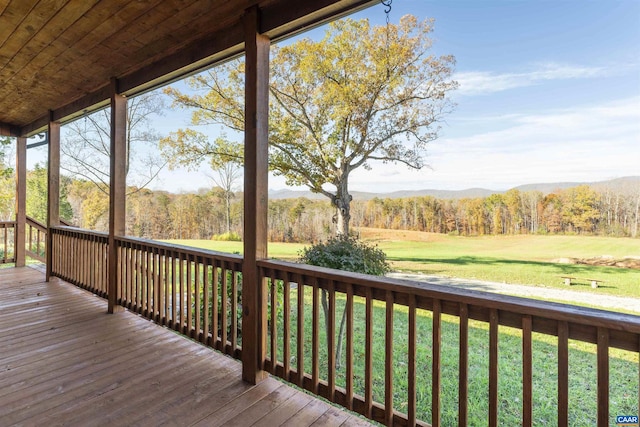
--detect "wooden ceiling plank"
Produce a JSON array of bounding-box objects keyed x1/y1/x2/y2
[
  {"x1": 0, "y1": 1, "x2": 11, "y2": 16},
  {"x1": 5, "y1": 0, "x2": 376, "y2": 133},
  {"x1": 127, "y1": 1, "x2": 250, "y2": 73},
  {"x1": 104, "y1": 0, "x2": 216, "y2": 55},
  {"x1": 0, "y1": 1, "x2": 165, "y2": 110},
  {"x1": 0, "y1": 1, "x2": 96, "y2": 86},
  {"x1": 0, "y1": 0, "x2": 129, "y2": 123},
  {"x1": 100, "y1": 0, "x2": 196, "y2": 51},
  {"x1": 0, "y1": 0, "x2": 71, "y2": 75},
  {"x1": 0, "y1": 0, "x2": 39, "y2": 47}
]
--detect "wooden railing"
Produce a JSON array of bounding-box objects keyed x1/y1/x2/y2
[
  {"x1": 0, "y1": 216, "x2": 76, "y2": 265},
  {"x1": 258, "y1": 259, "x2": 640, "y2": 427},
  {"x1": 25, "y1": 217, "x2": 47, "y2": 262},
  {"x1": 45, "y1": 227, "x2": 640, "y2": 426},
  {"x1": 51, "y1": 226, "x2": 110, "y2": 295},
  {"x1": 115, "y1": 236, "x2": 243, "y2": 358},
  {"x1": 49, "y1": 226, "x2": 244, "y2": 359},
  {"x1": 0, "y1": 220, "x2": 15, "y2": 264}
]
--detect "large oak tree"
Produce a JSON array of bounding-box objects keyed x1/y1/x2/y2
[{"x1": 161, "y1": 15, "x2": 457, "y2": 235}]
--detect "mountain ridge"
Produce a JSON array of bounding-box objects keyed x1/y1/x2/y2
[{"x1": 268, "y1": 176, "x2": 640, "y2": 201}]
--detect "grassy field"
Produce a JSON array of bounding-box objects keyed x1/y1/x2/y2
[{"x1": 167, "y1": 228, "x2": 640, "y2": 298}]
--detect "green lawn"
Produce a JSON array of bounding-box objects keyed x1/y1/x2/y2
[{"x1": 167, "y1": 232, "x2": 640, "y2": 298}]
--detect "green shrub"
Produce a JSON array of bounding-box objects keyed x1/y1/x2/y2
[
  {"x1": 298, "y1": 235, "x2": 390, "y2": 276},
  {"x1": 211, "y1": 231, "x2": 242, "y2": 241}
]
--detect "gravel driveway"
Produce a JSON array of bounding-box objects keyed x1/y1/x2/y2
[{"x1": 388, "y1": 272, "x2": 640, "y2": 313}]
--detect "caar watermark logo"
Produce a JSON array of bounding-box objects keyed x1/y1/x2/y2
[{"x1": 616, "y1": 415, "x2": 639, "y2": 426}]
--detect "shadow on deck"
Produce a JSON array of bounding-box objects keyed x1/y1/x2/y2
[{"x1": 0, "y1": 266, "x2": 373, "y2": 426}]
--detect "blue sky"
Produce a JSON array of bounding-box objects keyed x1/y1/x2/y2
[
  {"x1": 30, "y1": 0, "x2": 640, "y2": 193},
  {"x1": 341, "y1": 0, "x2": 640, "y2": 192}
]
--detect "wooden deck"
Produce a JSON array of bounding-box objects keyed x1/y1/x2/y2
[{"x1": 0, "y1": 266, "x2": 373, "y2": 427}]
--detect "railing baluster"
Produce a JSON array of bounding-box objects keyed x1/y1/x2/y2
[
  {"x1": 312, "y1": 277, "x2": 320, "y2": 395},
  {"x1": 118, "y1": 241, "x2": 124, "y2": 303},
  {"x1": 163, "y1": 249, "x2": 170, "y2": 324},
  {"x1": 297, "y1": 273, "x2": 305, "y2": 388},
  {"x1": 459, "y1": 303, "x2": 469, "y2": 427},
  {"x1": 283, "y1": 272, "x2": 291, "y2": 381},
  {"x1": 179, "y1": 252, "x2": 185, "y2": 331},
  {"x1": 222, "y1": 262, "x2": 230, "y2": 351},
  {"x1": 128, "y1": 245, "x2": 134, "y2": 307},
  {"x1": 154, "y1": 247, "x2": 161, "y2": 321},
  {"x1": 522, "y1": 315, "x2": 533, "y2": 427},
  {"x1": 432, "y1": 299, "x2": 442, "y2": 427},
  {"x1": 212, "y1": 262, "x2": 220, "y2": 350},
  {"x1": 364, "y1": 286, "x2": 373, "y2": 418},
  {"x1": 186, "y1": 256, "x2": 193, "y2": 336},
  {"x1": 345, "y1": 282, "x2": 354, "y2": 411},
  {"x1": 194, "y1": 257, "x2": 201, "y2": 339},
  {"x1": 171, "y1": 252, "x2": 177, "y2": 328},
  {"x1": 202, "y1": 259, "x2": 210, "y2": 345},
  {"x1": 230, "y1": 266, "x2": 238, "y2": 354},
  {"x1": 597, "y1": 327, "x2": 609, "y2": 426},
  {"x1": 558, "y1": 321, "x2": 569, "y2": 427},
  {"x1": 270, "y1": 272, "x2": 278, "y2": 374},
  {"x1": 135, "y1": 246, "x2": 142, "y2": 312},
  {"x1": 489, "y1": 308, "x2": 499, "y2": 427},
  {"x1": 385, "y1": 290, "x2": 394, "y2": 426},
  {"x1": 103, "y1": 239, "x2": 108, "y2": 293},
  {"x1": 28, "y1": 224, "x2": 33, "y2": 255},
  {"x1": 327, "y1": 280, "x2": 336, "y2": 402},
  {"x1": 146, "y1": 247, "x2": 152, "y2": 316},
  {"x1": 408, "y1": 294, "x2": 417, "y2": 426}
]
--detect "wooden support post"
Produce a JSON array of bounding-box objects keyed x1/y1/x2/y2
[
  {"x1": 15, "y1": 137, "x2": 26, "y2": 267},
  {"x1": 46, "y1": 115, "x2": 60, "y2": 281},
  {"x1": 108, "y1": 78, "x2": 127, "y2": 314},
  {"x1": 241, "y1": 5, "x2": 270, "y2": 384}
]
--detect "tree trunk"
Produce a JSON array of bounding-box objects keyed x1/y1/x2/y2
[
  {"x1": 332, "y1": 178, "x2": 352, "y2": 236},
  {"x1": 225, "y1": 193, "x2": 231, "y2": 233}
]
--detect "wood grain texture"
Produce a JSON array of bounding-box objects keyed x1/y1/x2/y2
[
  {"x1": 0, "y1": 0, "x2": 377, "y2": 136},
  {"x1": 0, "y1": 266, "x2": 371, "y2": 427}
]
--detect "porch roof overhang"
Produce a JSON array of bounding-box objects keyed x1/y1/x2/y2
[{"x1": 0, "y1": 0, "x2": 376, "y2": 138}]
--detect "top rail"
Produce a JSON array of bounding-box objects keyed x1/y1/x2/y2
[{"x1": 259, "y1": 259, "x2": 640, "y2": 351}]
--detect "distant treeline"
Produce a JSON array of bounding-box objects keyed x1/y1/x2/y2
[
  {"x1": 353, "y1": 185, "x2": 639, "y2": 238},
  {"x1": 2, "y1": 168, "x2": 639, "y2": 241},
  {"x1": 80, "y1": 182, "x2": 640, "y2": 241}
]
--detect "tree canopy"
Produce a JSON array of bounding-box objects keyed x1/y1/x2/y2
[
  {"x1": 161, "y1": 15, "x2": 457, "y2": 235},
  {"x1": 61, "y1": 92, "x2": 167, "y2": 196}
]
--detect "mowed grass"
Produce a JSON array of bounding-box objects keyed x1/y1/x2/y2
[{"x1": 167, "y1": 229, "x2": 640, "y2": 298}]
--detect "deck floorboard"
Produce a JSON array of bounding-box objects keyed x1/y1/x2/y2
[{"x1": 0, "y1": 267, "x2": 373, "y2": 426}]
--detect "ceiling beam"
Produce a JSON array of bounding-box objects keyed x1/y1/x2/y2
[{"x1": 0, "y1": 122, "x2": 21, "y2": 137}]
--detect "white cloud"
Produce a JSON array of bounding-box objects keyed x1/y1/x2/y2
[
  {"x1": 454, "y1": 62, "x2": 612, "y2": 96},
  {"x1": 348, "y1": 97, "x2": 640, "y2": 192}
]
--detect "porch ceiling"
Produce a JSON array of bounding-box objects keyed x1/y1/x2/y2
[{"x1": 0, "y1": 0, "x2": 375, "y2": 137}]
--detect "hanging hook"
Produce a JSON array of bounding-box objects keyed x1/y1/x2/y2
[
  {"x1": 380, "y1": 0, "x2": 393, "y2": 78},
  {"x1": 380, "y1": 0, "x2": 392, "y2": 15}
]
